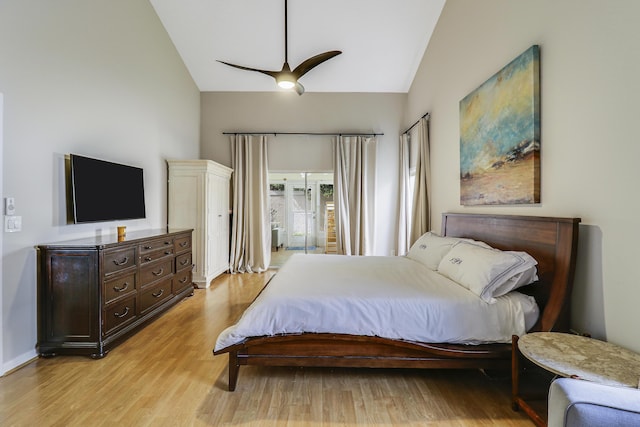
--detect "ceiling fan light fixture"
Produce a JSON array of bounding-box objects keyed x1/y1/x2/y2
[
  {"x1": 277, "y1": 78, "x2": 296, "y2": 90},
  {"x1": 276, "y1": 71, "x2": 296, "y2": 89}
]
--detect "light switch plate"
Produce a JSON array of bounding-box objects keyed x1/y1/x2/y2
[{"x1": 4, "y1": 215, "x2": 22, "y2": 232}]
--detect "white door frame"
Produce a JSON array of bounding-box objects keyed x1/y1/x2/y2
[{"x1": 1, "y1": 93, "x2": 5, "y2": 374}]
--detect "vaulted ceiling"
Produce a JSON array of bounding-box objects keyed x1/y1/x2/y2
[{"x1": 149, "y1": 0, "x2": 446, "y2": 93}]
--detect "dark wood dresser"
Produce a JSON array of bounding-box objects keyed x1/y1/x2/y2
[{"x1": 36, "y1": 229, "x2": 193, "y2": 358}]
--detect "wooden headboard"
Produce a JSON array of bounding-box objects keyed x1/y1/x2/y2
[{"x1": 441, "y1": 213, "x2": 580, "y2": 333}]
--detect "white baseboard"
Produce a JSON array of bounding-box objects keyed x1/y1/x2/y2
[{"x1": 2, "y1": 349, "x2": 38, "y2": 376}]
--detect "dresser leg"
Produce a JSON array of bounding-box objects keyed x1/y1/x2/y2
[
  {"x1": 39, "y1": 352, "x2": 57, "y2": 359},
  {"x1": 90, "y1": 348, "x2": 108, "y2": 359}
]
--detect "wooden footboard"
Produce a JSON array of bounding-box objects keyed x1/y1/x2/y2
[{"x1": 214, "y1": 213, "x2": 581, "y2": 391}]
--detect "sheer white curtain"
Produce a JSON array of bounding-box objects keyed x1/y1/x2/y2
[
  {"x1": 410, "y1": 117, "x2": 431, "y2": 244},
  {"x1": 396, "y1": 133, "x2": 412, "y2": 255},
  {"x1": 229, "y1": 134, "x2": 271, "y2": 273},
  {"x1": 333, "y1": 135, "x2": 376, "y2": 256}
]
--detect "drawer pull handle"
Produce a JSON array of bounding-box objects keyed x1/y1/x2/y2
[
  {"x1": 164, "y1": 241, "x2": 171, "y2": 245},
  {"x1": 144, "y1": 256, "x2": 152, "y2": 262},
  {"x1": 179, "y1": 277, "x2": 188, "y2": 284},
  {"x1": 152, "y1": 289, "x2": 164, "y2": 298},
  {"x1": 152, "y1": 268, "x2": 164, "y2": 276},
  {"x1": 113, "y1": 257, "x2": 129, "y2": 266},
  {"x1": 180, "y1": 242, "x2": 188, "y2": 247},
  {"x1": 164, "y1": 250, "x2": 172, "y2": 255},
  {"x1": 113, "y1": 282, "x2": 130, "y2": 292},
  {"x1": 144, "y1": 245, "x2": 153, "y2": 250},
  {"x1": 180, "y1": 259, "x2": 189, "y2": 266},
  {"x1": 114, "y1": 307, "x2": 130, "y2": 318}
]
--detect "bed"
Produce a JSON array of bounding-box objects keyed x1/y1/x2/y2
[{"x1": 214, "y1": 213, "x2": 580, "y2": 391}]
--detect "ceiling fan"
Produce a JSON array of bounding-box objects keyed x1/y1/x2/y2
[{"x1": 217, "y1": 0, "x2": 342, "y2": 95}]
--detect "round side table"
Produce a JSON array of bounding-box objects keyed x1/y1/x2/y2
[
  {"x1": 518, "y1": 332, "x2": 640, "y2": 388},
  {"x1": 512, "y1": 332, "x2": 640, "y2": 426}
]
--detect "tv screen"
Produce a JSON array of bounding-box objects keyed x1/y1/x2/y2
[{"x1": 70, "y1": 154, "x2": 146, "y2": 223}]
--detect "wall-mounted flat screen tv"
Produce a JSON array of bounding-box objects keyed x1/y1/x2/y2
[{"x1": 70, "y1": 154, "x2": 146, "y2": 223}]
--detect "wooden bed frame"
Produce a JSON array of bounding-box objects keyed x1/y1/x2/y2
[{"x1": 214, "y1": 213, "x2": 581, "y2": 391}]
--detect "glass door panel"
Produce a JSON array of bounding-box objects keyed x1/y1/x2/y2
[{"x1": 288, "y1": 183, "x2": 316, "y2": 249}]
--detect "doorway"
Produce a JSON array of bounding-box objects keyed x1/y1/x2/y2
[{"x1": 269, "y1": 172, "x2": 333, "y2": 267}]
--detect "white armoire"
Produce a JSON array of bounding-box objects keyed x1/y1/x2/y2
[{"x1": 167, "y1": 159, "x2": 233, "y2": 288}]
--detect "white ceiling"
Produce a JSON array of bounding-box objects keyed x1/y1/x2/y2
[{"x1": 149, "y1": 0, "x2": 446, "y2": 93}]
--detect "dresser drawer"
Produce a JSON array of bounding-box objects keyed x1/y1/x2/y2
[
  {"x1": 103, "y1": 247, "x2": 136, "y2": 276},
  {"x1": 140, "y1": 278, "x2": 173, "y2": 315},
  {"x1": 141, "y1": 247, "x2": 174, "y2": 265},
  {"x1": 173, "y1": 270, "x2": 192, "y2": 294},
  {"x1": 139, "y1": 237, "x2": 174, "y2": 254},
  {"x1": 104, "y1": 272, "x2": 137, "y2": 304},
  {"x1": 103, "y1": 297, "x2": 137, "y2": 336},
  {"x1": 175, "y1": 252, "x2": 192, "y2": 272},
  {"x1": 174, "y1": 235, "x2": 192, "y2": 253},
  {"x1": 140, "y1": 259, "x2": 174, "y2": 287}
]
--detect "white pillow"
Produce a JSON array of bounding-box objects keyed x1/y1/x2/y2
[
  {"x1": 437, "y1": 242, "x2": 538, "y2": 303},
  {"x1": 406, "y1": 232, "x2": 490, "y2": 270}
]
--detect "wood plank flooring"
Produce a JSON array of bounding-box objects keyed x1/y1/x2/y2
[{"x1": 0, "y1": 271, "x2": 533, "y2": 426}]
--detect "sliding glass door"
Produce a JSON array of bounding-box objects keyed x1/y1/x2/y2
[{"x1": 269, "y1": 172, "x2": 333, "y2": 266}]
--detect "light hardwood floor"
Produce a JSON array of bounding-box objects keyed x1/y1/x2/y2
[{"x1": 0, "y1": 271, "x2": 533, "y2": 426}]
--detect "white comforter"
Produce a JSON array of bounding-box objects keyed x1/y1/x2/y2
[{"x1": 214, "y1": 254, "x2": 538, "y2": 352}]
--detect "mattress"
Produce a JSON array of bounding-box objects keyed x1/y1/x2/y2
[{"x1": 215, "y1": 253, "x2": 539, "y2": 351}]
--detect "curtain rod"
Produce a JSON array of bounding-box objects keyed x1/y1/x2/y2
[
  {"x1": 222, "y1": 131, "x2": 384, "y2": 137},
  {"x1": 402, "y1": 112, "x2": 430, "y2": 135}
]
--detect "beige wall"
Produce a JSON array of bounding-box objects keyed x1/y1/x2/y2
[
  {"x1": 0, "y1": 0, "x2": 200, "y2": 371},
  {"x1": 201, "y1": 92, "x2": 406, "y2": 255},
  {"x1": 408, "y1": 0, "x2": 640, "y2": 351}
]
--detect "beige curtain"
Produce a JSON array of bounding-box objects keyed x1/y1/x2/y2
[
  {"x1": 410, "y1": 117, "x2": 431, "y2": 245},
  {"x1": 229, "y1": 134, "x2": 271, "y2": 273},
  {"x1": 333, "y1": 135, "x2": 376, "y2": 256},
  {"x1": 396, "y1": 133, "x2": 412, "y2": 255}
]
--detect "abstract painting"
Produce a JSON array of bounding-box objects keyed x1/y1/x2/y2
[{"x1": 460, "y1": 45, "x2": 540, "y2": 205}]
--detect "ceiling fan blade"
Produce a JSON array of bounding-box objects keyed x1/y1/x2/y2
[
  {"x1": 217, "y1": 60, "x2": 279, "y2": 79},
  {"x1": 294, "y1": 82, "x2": 305, "y2": 96},
  {"x1": 292, "y1": 50, "x2": 342, "y2": 79}
]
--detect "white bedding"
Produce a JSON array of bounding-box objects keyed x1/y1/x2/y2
[{"x1": 214, "y1": 254, "x2": 539, "y2": 352}]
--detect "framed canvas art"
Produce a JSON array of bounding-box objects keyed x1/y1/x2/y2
[{"x1": 459, "y1": 45, "x2": 540, "y2": 205}]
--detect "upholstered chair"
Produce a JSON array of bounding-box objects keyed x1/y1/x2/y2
[{"x1": 548, "y1": 377, "x2": 640, "y2": 427}]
